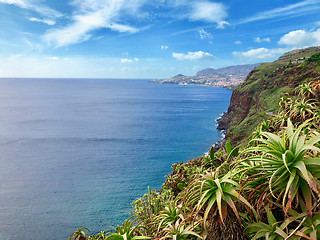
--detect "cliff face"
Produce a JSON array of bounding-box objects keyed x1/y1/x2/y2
[{"x1": 218, "y1": 46, "x2": 320, "y2": 145}]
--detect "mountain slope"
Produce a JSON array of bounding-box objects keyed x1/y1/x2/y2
[
  {"x1": 196, "y1": 63, "x2": 261, "y2": 76},
  {"x1": 218, "y1": 46, "x2": 320, "y2": 145}
]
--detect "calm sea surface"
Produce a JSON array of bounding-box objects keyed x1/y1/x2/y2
[{"x1": 0, "y1": 78, "x2": 231, "y2": 239}]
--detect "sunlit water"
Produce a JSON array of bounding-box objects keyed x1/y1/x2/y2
[{"x1": 0, "y1": 78, "x2": 232, "y2": 239}]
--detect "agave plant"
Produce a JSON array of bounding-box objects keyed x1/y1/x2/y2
[
  {"x1": 88, "y1": 231, "x2": 108, "y2": 240},
  {"x1": 245, "y1": 206, "x2": 294, "y2": 240},
  {"x1": 288, "y1": 98, "x2": 318, "y2": 121},
  {"x1": 153, "y1": 203, "x2": 185, "y2": 233},
  {"x1": 69, "y1": 227, "x2": 90, "y2": 240},
  {"x1": 295, "y1": 83, "x2": 316, "y2": 98},
  {"x1": 297, "y1": 213, "x2": 320, "y2": 239},
  {"x1": 251, "y1": 121, "x2": 272, "y2": 141},
  {"x1": 242, "y1": 119, "x2": 320, "y2": 213},
  {"x1": 106, "y1": 216, "x2": 150, "y2": 240},
  {"x1": 159, "y1": 219, "x2": 202, "y2": 240},
  {"x1": 312, "y1": 80, "x2": 320, "y2": 92},
  {"x1": 183, "y1": 164, "x2": 255, "y2": 226},
  {"x1": 279, "y1": 94, "x2": 293, "y2": 110}
]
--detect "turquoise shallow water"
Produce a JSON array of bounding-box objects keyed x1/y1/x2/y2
[{"x1": 0, "y1": 78, "x2": 232, "y2": 239}]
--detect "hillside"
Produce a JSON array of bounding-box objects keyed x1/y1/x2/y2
[
  {"x1": 218, "y1": 46, "x2": 320, "y2": 145},
  {"x1": 154, "y1": 63, "x2": 260, "y2": 89},
  {"x1": 196, "y1": 63, "x2": 261, "y2": 76},
  {"x1": 70, "y1": 47, "x2": 320, "y2": 240}
]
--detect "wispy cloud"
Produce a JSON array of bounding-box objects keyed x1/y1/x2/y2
[
  {"x1": 28, "y1": 17, "x2": 56, "y2": 26},
  {"x1": 107, "y1": 23, "x2": 139, "y2": 33},
  {"x1": 172, "y1": 51, "x2": 214, "y2": 61},
  {"x1": 161, "y1": 45, "x2": 169, "y2": 50},
  {"x1": 254, "y1": 37, "x2": 271, "y2": 43},
  {"x1": 43, "y1": 0, "x2": 146, "y2": 47},
  {"x1": 0, "y1": 0, "x2": 62, "y2": 19},
  {"x1": 120, "y1": 58, "x2": 139, "y2": 63},
  {"x1": 234, "y1": 40, "x2": 242, "y2": 44},
  {"x1": 198, "y1": 28, "x2": 212, "y2": 39},
  {"x1": 237, "y1": 0, "x2": 320, "y2": 24}
]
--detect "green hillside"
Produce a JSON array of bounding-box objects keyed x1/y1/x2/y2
[{"x1": 218, "y1": 46, "x2": 320, "y2": 145}]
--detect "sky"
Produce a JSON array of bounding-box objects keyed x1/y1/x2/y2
[{"x1": 0, "y1": 0, "x2": 320, "y2": 79}]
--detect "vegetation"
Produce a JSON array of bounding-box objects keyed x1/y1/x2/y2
[
  {"x1": 218, "y1": 47, "x2": 320, "y2": 146},
  {"x1": 69, "y1": 48, "x2": 320, "y2": 239}
]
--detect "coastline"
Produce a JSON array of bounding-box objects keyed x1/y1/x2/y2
[
  {"x1": 213, "y1": 112, "x2": 227, "y2": 150},
  {"x1": 151, "y1": 79, "x2": 238, "y2": 90},
  {"x1": 203, "y1": 114, "x2": 226, "y2": 157}
]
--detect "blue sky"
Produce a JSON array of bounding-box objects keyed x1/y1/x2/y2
[{"x1": 0, "y1": 0, "x2": 320, "y2": 78}]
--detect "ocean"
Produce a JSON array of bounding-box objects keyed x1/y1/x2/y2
[{"x1": 0, "y1": 78, "x2": 232, "y2": 239}]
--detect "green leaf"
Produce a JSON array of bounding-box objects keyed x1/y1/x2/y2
[
  {"x1": 227, "y1": 146, "x2": 240, "y2": 162},
  {"x1": 293, "y1": 161, "x2": 316, "y2": 190},
  {"x1": 225, "y1": 141, "x2": 232, "y2": 154},
  {"x1": 209, "y1": 146, "x2": 215, "y2": 160},
  {"x1": 300, "y1": 179, "x2": 312, "y2": 215}
]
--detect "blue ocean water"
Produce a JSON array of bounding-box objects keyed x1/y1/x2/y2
[{"x1": 0, "y1": 78, "x2": 231, "y2": 239}]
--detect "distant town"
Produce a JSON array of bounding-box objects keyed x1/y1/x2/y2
[{"x1": 154, "y1": 63, "x2": 261, "y2": 89}]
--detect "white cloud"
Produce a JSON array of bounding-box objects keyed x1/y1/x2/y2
[
  {"x1": 0, "y1": 0, "x2": 26, "y2": 7},
  {"x1": 43, "y1": 0, "x2": 145, "y2": 47},
  {"x1": 238, "y1": 0, "x2": 320, "y2": 24},
  {"x1": 172, "y1": 51, "x2": 214, "y2": 61},
  {"x1": 161, "y1": 45, "x2": 168, "y2": 50},
  {"x1": 44, "y1": 23, "x2": 92, "y2": 47},
  {"x1": 189, "y1": 1, "x2": 229, "y2": 28},
  {"x1": 0, "y1": 0, "x2": 62, "y2": 19},
  {"x1": 107, "y1": 23, "x2": 139, "y2": 33},
  {"x1": 234, "y1": 40, "x2": 242, "y2": 44},
  {"x1": 198, "y1": 28, "x2": 212, "y2": 39},
  {"x1": 28, "y1": 17, "x2": 55, "y2": 26},
  {"x1": 120, "y1": 58, "x2": 139, "y2": 63},
  {"x1": 233, "y1": 48, "x2": 288, "y2": 61},
  {"x1": 216, "y1": 20, "x2": 230, "y2": 29},
  {"x1": 278, "y1": 28, "x2": 320, "y2": 48},
  {"x1": 48, "y1": 56, "x2": 60, "y2": 61},
  {"x1": 232, "y1": 27, "x2": 320, "y2": 62},
  {"x1": 254, "y1": 37, "x2": 271, "y2": 43}
]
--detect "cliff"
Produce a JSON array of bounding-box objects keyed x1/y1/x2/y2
[{"x1": 218, "y1": 46, "x2": 320, "y2": 145}]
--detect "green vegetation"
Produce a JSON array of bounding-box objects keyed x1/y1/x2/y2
[
  {"x1": 218, "y1": 47, "x2": 320, "y2": 146},
  {"x1": 69, "y1": 47, "x2": 320, "y2": 240},
  {"x1": 307, "y1": 53, "x2": 320, "y2": 65}
]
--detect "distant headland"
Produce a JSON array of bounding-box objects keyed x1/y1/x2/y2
[{"x1": 153, "y1": 63, "x2": 261, "y2": 90}]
